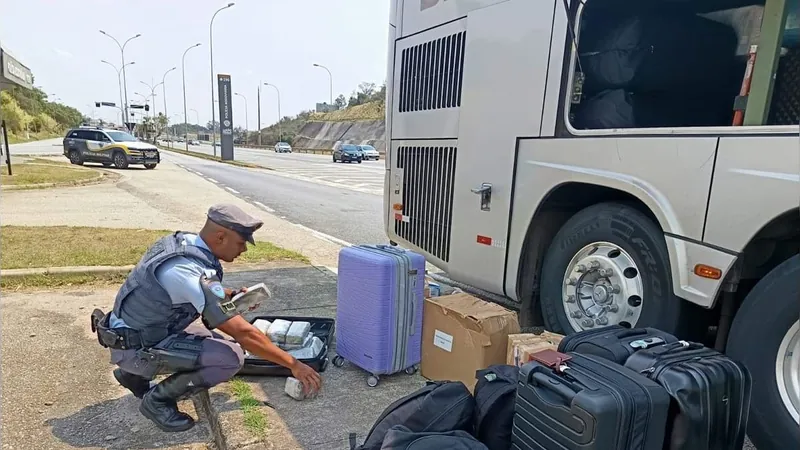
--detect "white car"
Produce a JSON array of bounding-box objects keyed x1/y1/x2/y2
[
  {"x1": 358, "y1": 145, "x2": 380, "y2": 161},
  {"x1": 274, "y1": 142, "x2": 292, "y2": 153}
]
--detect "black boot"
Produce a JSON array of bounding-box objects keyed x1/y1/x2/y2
[
  {"x1": 113, "y1": 368, "x2": 151, "y2": 399},
  {"x1": 139, "y1": 372, "x2": 203, "y2": 432}
]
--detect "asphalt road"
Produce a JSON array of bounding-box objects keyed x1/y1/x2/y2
[
  {"x1": 6, "y1": 137, "x2": 64, "y2": 156},
  {"x1": 162, "y1": 151, "x2": 387, "y2": 246}
]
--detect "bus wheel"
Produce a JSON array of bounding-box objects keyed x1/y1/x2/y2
[
  {"x1": 539, "y1": 202, "x2": 685, "y2": 336},
  {"x1": 726, "y1": 255, "x2": 800, "y2": 450}
]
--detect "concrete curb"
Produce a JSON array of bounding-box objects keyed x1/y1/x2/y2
[
  {"x1": 2, "y1": 171, "x2": 107, "y2": 191},
  {"x1": 0, "y1": 265, "x2": 135, "y2": 277},
  {"x1": 192, "y1": 390, "x2": 228, "y2": 450}
]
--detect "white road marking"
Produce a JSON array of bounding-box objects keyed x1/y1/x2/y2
[
  {"x1": 291, "y1": 223, "x2": 354, "y2": 248},
  {"x1": 253, "y1": 201, "x2": 275, "y2": 213},
  {"x1": 225, "y1": 187, "x2": 240, "y2": 194},
  {"x1": 325, "y1": 266, "x2": 338, "y2": 274},
  {"x1": 206, "y1": 177, "x2": 218, "y2": 183}
]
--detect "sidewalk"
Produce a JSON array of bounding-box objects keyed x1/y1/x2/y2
[{"x1": 0, "y1": 158, "x2": 342, "y2": 268}]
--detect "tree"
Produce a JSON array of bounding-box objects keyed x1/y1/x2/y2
[
  {"x1": 334, "y1": 94, "x2": 347, "y2": 109},
  {"x1": 141, "y1": 113, "x2": 169, "y2": 144}
]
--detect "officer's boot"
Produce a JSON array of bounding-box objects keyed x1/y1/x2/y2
[
  {"x1": 113, "y1": 368, "x2": 151, "y2": 399},
  {"x1": 139, "y1": 372, "x2": 203, "y2": 432}
]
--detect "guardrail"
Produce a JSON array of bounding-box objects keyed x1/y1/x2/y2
[{"x1": 182, "y1": 141, "x2": 384, "y2": 159}]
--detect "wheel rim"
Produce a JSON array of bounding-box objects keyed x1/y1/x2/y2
[
  {"x1": 562, "y1": 242, "x2": 644, "y2": 331},
  {"x1": 776, "y1": 320, "x2": 800, "y2": 424},
  {"x1": 70, "y1": 152, "x2": 79, "y2": 163},
  {"x1": 115, "y1": 154, "x2": 124, "y2": 166}
]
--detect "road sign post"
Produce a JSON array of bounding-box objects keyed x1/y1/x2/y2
[
  {"x1": 2, "y1": 120, "x2": 12, "y2": 176},
  {"x1": 217, "y1": 74, "x2": 234, "y2": 161}
]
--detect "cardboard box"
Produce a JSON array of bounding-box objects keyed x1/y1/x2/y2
[
  {"x1": 507, "y1": 331, "x2": 564, "y2": 367},
  {"x1": 421, "y1": 293, "x2": 521, "y2": 392}
]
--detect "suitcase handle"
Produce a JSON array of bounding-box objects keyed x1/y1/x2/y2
[
  {"x1": 373, "y1": 244, "x2": 406, "y2": 254},
  {"x1": 614, "y1": 328, "x2": 651, "y2": 339},
  {"x1": 532, "y1": 372, "x2": 577, "y2": 404}
]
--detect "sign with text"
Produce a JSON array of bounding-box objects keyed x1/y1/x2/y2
[
  {"x1": 0, "y1": 47, "x2": 33, "y2": 90},
  {"x1": 217, "y1": 74, "x2": 234, "y2": 161}
]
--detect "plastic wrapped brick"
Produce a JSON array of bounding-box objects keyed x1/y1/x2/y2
[
  {"x1": 267, "y1": 319, "x2": 291, "y2": 344},
  {"x1": 285, "y1": 377, "x2": 317, "y2": 401},
  {"x1": 282, "y1": 333, "x2": 313, "y2": 351},
  {"x1": 285, "y1": 321, "x2": 312, "y2": 346},
  {"x1": 253, "y1": 319, "x2": 272, "y2": 335},
  {"x1": 288, "y1": 336, "x2": 325, "y2": 360}
]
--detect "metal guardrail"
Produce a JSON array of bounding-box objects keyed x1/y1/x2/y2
[{"x1": 190, "y1": 141, "x2": 385, "y2": 159}]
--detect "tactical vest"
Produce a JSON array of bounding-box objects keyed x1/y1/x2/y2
[{"x1": 112, "y1": 231, "x2": 224, "y2": 347}]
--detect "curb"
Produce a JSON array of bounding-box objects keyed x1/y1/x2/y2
[
  {"x1": 192, "y1": 390, "x2": 228, "y2": 450},
  {"x1": 2, "y1": 171, "x2": 108, "y2": 191},
  {"x1": 0, "y1": 265, "x2": 135, "y2": 277}
]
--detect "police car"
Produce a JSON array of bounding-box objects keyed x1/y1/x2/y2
[{"x1": 63, "y1": 126, "x2": 160, "y2": 169}]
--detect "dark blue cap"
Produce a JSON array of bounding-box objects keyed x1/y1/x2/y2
[{"x1": 207, "y1": 203, "x2": 263, "y2": 244}]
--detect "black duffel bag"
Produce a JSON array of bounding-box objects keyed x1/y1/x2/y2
[{"x1": 380, "y1": 426, "x2": 489, "y2": 450}]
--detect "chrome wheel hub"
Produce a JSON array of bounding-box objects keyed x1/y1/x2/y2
[
  {"x1": 776, "y1": 320, "x2": 800, "y2": 424},
  {"x1": 562, "y1": 242, "x2": 644, "y2": 331}
]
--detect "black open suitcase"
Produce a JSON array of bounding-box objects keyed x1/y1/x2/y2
[
  {"x1": 512, "y1": 350, "x2": 669, "y2": 450},
  {"x1": 237, "y1": 315, "x2": 335, "y2": 376}
]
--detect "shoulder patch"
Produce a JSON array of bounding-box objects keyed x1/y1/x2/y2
[{"x1": 208, "y1": 281, "x2": 226, "y2": 299}]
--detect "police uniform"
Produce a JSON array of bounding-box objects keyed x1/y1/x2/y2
[{"x1": 91, "y1": 204, "x2": 263, "y2": 432}]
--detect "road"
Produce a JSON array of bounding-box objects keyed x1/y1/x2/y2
[
  {"x1": 162, "y1": 151, "x2": 386, "y2": 247},
  {"x1": 5, "y1": 137, "x2": 63, "y2": 156}
]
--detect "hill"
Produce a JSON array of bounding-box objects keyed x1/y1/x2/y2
[{"x1": 0, "y1": 85, "x2": 83, "y2": 143}]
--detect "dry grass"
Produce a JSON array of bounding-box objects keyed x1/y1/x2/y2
[
  {"x1": 1, "y1": 272, "x2": 128, "y2": 291},
  {"x1": 310, "y1": 101, "x2": 385, "y2": 122},
  {"x1": 1, "y1": 160, "x2": 98, "y2": 186},
  {"x1": 1, "y1": 226, "x2": 308, "y2": 270}
]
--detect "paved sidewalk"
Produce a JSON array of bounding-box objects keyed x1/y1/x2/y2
[{"x1": 1, "y1": 158, "x2": 342, "y2": 268}]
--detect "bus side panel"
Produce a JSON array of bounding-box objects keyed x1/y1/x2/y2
[
  {"x1": 704, "y1": 134, "x2": 800, "y2": 251},
  {"x1": 400, "y1": 0, "x2": 509, "y2": 38},
  {"x1": 447, "y1": 0, "x2": 555, "y2": 293},
  {"x1": 505, "y1": 137, "x2": 718, "y2": 303}
]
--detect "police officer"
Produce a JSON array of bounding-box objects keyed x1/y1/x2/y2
[{"x1": 95, "y1": 204, "x2": 322, "y2": 432}]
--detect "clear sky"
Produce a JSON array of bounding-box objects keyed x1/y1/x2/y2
[{"x1": 0, "y1": 0, "x2": 391, "y2": 128}]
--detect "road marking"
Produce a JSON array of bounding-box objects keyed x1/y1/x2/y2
[
  {"x1": 253, "y1": 201, "x2": 275, "y2": 213},
  {"x1": 291, "y1": 223, "x2": 354, "y2": 248},
  {"x1": 206, "y1": 177, "x2": 218, "y2": 183},
  {"x1": 325, "y1": 266, "x2": 338, "y2": 274},
  {"x1": 225, "y1": 187, "x2": 240, "y2": 194}
]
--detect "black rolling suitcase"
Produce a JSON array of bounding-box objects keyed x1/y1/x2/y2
[
  {"x1": 557, "y1": 325, "x2": 678, "y2": 364},
  {"x1": 512, "y1": 350, "x2": 669, "y2": 450},
  {"x1": 624, "y1": 341, "x2": 752, "y2": 450}
]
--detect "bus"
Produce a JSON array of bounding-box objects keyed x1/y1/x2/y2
[{"x1": 383, "y1": 0, "x2": 799, "y2": 448}]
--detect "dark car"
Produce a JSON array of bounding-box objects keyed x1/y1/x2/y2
[{"x1": 332, "y1": 143, "x2": 362, "y2": 164}]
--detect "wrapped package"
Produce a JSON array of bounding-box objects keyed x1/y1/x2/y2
[
  {"x1": 285, "y1": 377, "x2": 317, "y2": 401},
  {"x1": 507, "y1": 331, "x2": 564, "y2": 367},
  {"x1": 288, "y1": 336, "x2": 325, "y2": 360},
  {"x1": 253, "y1": 319, "x2": 272, "y2": 335},
  {"x1": 285, "y1": 321, "x2": 312, "y2": 346},
  {"x1": 267, "y1": 319, "x2": 291, "y2": 344},
  {"x1": 282, "y1": 333, "x2": 313, "y2": 351}
]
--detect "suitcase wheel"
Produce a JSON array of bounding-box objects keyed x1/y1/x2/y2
[
  {"x1": 367, "y1": 375, "x2": 380, "y2": 387},
  {"x1": 404, "y1": 365, "x2": 418, "y2": 375},
  {"x1": 332, "y1": 355, "x2": 345, "y2": 368},
  {"x1": 319, "y1": 357, "x2": 329, "y2": 373}
]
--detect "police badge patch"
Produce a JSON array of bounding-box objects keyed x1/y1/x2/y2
[{"x1": 209, "y1": 281, "x2": 226, "y2": 299}]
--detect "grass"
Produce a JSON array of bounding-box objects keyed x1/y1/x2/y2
[
  {"x1": 310, "y1": 101, "x2": 385, "y2": 122},
  {"x1": 229, "y1": 378, "x2": 269, "y2": 437},
  {"x1": 7, "y1": 131, "x2": 62, "y2": 145},
  {"x1": 1, "y1": 159, "x2": 98, "y2": 186},
  {"x1": 1, "y1": 272, "x2": 128, "y2": 291},
  {"x1": 1, "y1": 226, "x2": 308, "y2": 270},
  {"x1": 157, "y1": 145, "x2": 266, "y2": 169}
]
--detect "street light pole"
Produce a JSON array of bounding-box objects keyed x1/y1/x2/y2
[
  {"x1": 100, "y1": 31, "x2": 141, "y2": 125},
  {"x1": 313, "y1": 63, "x2": 333, "y2": 106},
  {"x1": 161, "y1": 67, "x2": 177, "y2": 132},
  {"x1": 209, "y1": 2, "x2": 235, "y2": 157},
  {"x1": 190, "y1": 109, "x2": 200, "y2": 125},
  {"x1": 101, "y1": 60, "x2": 135, "y2": 124},
  {"x1": 140, "y1": 81, "x2": 163, "y2": 116},
  {"x1": 234, "y1": 92, "x2": 249, "y2": 143},
  {"x1": 264, "y1": 83, "x2": 282, "y2": 143},
  {"x1": 257, "y1": 81, "x2": 262, "y2": 146},
  {"x1": 182, "y1": 43, "x2": 202, "y2": 150}
]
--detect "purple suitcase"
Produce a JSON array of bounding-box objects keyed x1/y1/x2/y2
[{"x1": 333, "y1": 244, "x2": 425, "y2": 387}]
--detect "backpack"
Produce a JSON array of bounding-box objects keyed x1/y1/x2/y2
[
  {"x1": 473, "y1": 365, "x2": 520, "y2": 450},
  {"x1": 350, "y1": 381, "x2": 476, "y2": 450},
  {"x1": 380, "y1": 425, "x2": 489, "y2": 450}
]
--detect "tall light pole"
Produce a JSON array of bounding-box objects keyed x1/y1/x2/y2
[
  {"x1": 257, "y1": 81, "x2": 262, "y2": 146},
  {"x1": 181, "y1": 43, "x2": 202, "y2": 149},
  {"x1": 101, "y1": 60, "x2": 135, "y2": 124},
  {"x1": 234, "y1": 92, "x2": 249, "y2": 143},
  {"x1": 209, "y1": 2, "x2": 235, "y2": 157},
  {"x1": 190, "y1": 108, "x2": 200, "y2": 125},
  {"x1": 313, "y1": 63, "x2": 333, "y2": 106},
  {"x1": 161, "y1": 67, "x2": 177, "y2": 130},
  {"x1": 100, "y1": 31, "x2": 141, "y2": 124},
  {"x1": 140, "y1": 81, "x2": 163, "y2": 116},
  {"x1": 263, "y1": 82, "x2": 282, "y2": 143}
]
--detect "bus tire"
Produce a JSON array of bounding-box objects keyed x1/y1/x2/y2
[
  {"x1": 726, "y1": 254, "x2": 800, "y2": 450},
  {"x1": 539, "y1": 202, "x2": 686, "y2": 336}
]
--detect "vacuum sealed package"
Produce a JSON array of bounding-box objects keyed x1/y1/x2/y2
[
  {"x1": 267, "y1": 319, "x2": 291, "y2": 344},
  {"x1": 285, "y1": 377, "x2": 317, "y2": 401},
  {"x1": 285, "y1": 321, "x2": 312, "y2": 346},
  {"x1": 282, "y1": 333, "x2": 313, "y2": 350},
  {"x1": 253, "y1": 319, "x2": 272, "y2": 335},
  {"x1": 288, "y1": 336, "x2": 325, "y2": 360}
]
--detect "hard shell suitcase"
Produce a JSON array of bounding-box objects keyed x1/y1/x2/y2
[
  {"x1": 237, "y1": 315, "x2": 334, "y2": 376},
  {"x1": 557, "y1": 325, "x2": 678, "y2": 364},
  {"x1": 624, "y1": 341, "x2": 752, "y2": 450},
  {"x1": 335, "y1": 244, "x2": 426, "y2": 387},
  {"x1": 512, "y1": 351, "x2": 670, "y2": 450}
]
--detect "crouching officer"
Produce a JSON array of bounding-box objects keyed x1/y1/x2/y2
[{"x1": 91, "y1": 204, "x2": 322, "y2": 432}]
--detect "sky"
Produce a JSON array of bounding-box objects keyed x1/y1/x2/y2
[{"x1": 0, "y1": 0, "x2": 391, "y2": 128}]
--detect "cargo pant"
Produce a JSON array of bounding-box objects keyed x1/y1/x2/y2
[{"x1": 110, "y1": 323, "x2": 244, "y2": 387}]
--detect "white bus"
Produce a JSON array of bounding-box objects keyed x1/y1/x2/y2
[{"x1": 384, "y1": 0, "x2": 799, "y2": 448}]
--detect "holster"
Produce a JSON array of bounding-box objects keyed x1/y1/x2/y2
[
  {"x1": 131, "y1": 333, "x2": 206, "y2": 378},
  {"x1": 90, "y1": 309, "x2": 143, "y2": 350}
]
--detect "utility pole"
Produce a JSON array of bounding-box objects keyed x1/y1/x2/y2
[
  {"x1": 161, "y1": 67, "x2": 177, "y2": 135},
  {"x1": 234, "y1": 92, "x2": 249, "y2": 144},
  {"x1": 264, "y1": 82, "x2": 282, "y2": 143},
  {"x1": 209, "y1": 3, "x2": 235, "y2": 157},
  {"x1": 257, "y1": 82, "x2": 262, "y2": 146},
  {"x1": 182, "y1": 43, "x2": 202, "y2": 150},
  {"x1": 100, "y1": 31, "x2": 141, "y2": 124}
]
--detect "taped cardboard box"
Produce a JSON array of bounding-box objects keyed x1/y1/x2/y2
[
  {"x1": 421, "y1": 293, "x2": 521, "y2": 392},
  {"x1": 507, "y1": 332, "x2": 564, "y2": 367}
]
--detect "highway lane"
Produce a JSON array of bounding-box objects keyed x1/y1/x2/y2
[
  {"x1": 6, "y1": 138, "x2": 64, "y2": 156},
  {"x1": 162, "y1": 151, "x2": 387, "y2": 247}
]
